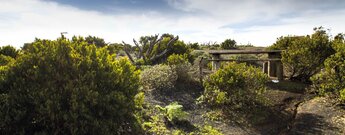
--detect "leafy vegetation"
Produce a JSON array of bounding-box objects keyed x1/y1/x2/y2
[
  {"x1": 0, "y1": 38, "x2": 141, "y2": 134},
  {"x1": 311, "y1": 33, "x2": 345, "y2": 103},
  {"x1": 167, "y1": 53, "x2": 193, "y2": 82},
  {"x1": 156, "y1": 102, "x2": 188, "y2": 123},
  {"x1": 0, "y1": 45, "x2": 18, "y2": 58},
  {"x1": 141, "y1": 102, "x2": 223, "y2": 135},
  {"x1": 220, "y1": 38, "x2": 237, "y2": 49},
  {"x1": 199, "y1": 62, "x2": 269, "y2": 108},
  {"x1": 1, "y1": 28, "x2": 345, "y2": 134},
  {"x1": 269, "y1": 27, "x2": 334, "y2": 82},
  {"x1": 123, "y1": 34, "x2": 193, "y2": 65},
  {"x1": 140, "y1": 64, "x2": 178, "y2": 91}
]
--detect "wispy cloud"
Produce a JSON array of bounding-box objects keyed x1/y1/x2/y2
[{"x1": 1, "y1": 0, "x2": 345, "y2": 47}]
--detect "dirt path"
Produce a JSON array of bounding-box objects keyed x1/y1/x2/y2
[{"x1": 287, "y1": 97, "x2": 345, "y2": 135}]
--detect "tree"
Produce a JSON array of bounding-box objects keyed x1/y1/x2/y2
[
  {"x1": 221, "y1": 39, "x2": 237, "y2": 49},
  {"x1": 0, "y1": 45, "x2": 18, "y2": 58},
  {"x1": 123, "y1": 34, "x2": 179, "y2": 65},
  {"x1": 311, "y1": 33, "x2": 345, "y2": 102},
  {"x1": 188, "y1": 42, "x2": 200, "y2": 50},
  {"x1": 85, "y1": 35, "x2": 107, "y2": 47},
  {"x1": 269, "y1": 27, "x2": 334, "y2": 82},
  {"x1": 106, "y1": 43, "x2": 123, "y2": 54},
  {"x1": 0, "y1": 37, "x2": 142, "y2": 134}
]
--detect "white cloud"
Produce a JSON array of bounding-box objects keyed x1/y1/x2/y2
[
  {"x1": 0, "y1": 0, "x2": 175, "y2": 47},
  {"x1": 1, "y1": 0, "x2": 345, "y2": 48}
]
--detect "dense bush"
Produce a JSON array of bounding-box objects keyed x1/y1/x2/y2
[
  {"x1": 311, "y1": 34, "x2": 345, "y2": 103},
  {"x1": 140, "y1": 64, "x2": 177, "y2": 91},
  {"x1": 167, "y1": 54, "x2": 193, "y2": 82},
  {"x1": 187, "y1": 42, "x2": 200, "y2": 50},
  {"x1": 0, "y1": 45, "x2": 18, "y2": 58},
  {"x1": 220, "y1": 38, "x2": 237, "y2": 49},
  {"x1": 199, "y1": 62, "x2": 269, "y2": 108},
  {"x1": 269, "y1": 27, "x2": 334, "y2": 82},
  {"x1": 0, "y1": 38, "x2": 141, "y2": 134},
  {"x1": 0, "y1": 55, "x2": 14, "y2": 66}
]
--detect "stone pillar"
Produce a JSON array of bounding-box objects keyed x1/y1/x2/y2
[{"x1": 212, "y1": 54, "x2": 221, "y2": 71}]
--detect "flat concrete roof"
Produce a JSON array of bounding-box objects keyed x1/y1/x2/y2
[{"x1": 208, "y1": 50, "x2": 283, "y2": 54}]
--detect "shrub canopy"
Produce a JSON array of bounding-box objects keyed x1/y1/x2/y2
[
  {"x1": 269, "y1": 27, "x2": 334, "y2": 82},
  {"x1": 201, "y1": 62, "x2": 268, "y2": 108},
  {"x1": 311, "y1": 33, "x2": 345, "y2": 102},
  {"x1": 0, "y1": 38, "x2": 141, "y2": 134}
]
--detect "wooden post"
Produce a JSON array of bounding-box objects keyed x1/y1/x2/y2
[
  {"x1": 199, "y1": 57, "x2": 204, "y2": 84},
  {"x1": 268, "y1": 52, "x2": 278, "y2": 77},
  {"x1": 263, "y1": 62, "x2": 268, "y2": 74},
  {"x1": 276, "y1": 61, "x2": 284, "y2": 80},
  {"x1": 212, "y1": 54, "x2": 220, "y2": 71}
]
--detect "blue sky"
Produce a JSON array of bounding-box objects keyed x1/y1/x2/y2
[{"x1": 1, "y1": 0, "x2": 345, "y2": 47}]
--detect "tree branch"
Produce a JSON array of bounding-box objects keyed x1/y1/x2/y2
[
  {"x1": 146, "y1": 34, "x2": 160, "y2": 57},
  {"x1": 150, "y1": 36, "x2": 179, "y2": 62},
  {"x1": 122, "y1": 41, "x2": 135, "y2": 64}
]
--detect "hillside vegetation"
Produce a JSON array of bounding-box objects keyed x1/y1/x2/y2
[{"x1": 1, "y1": 27, "x2": 344, "y2": 134}]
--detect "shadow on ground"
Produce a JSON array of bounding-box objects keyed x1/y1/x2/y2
[
  {"x1": 288, "y1": 113, "x2": 340, "y2": 135},
  {"x1": 150, "y1": 80, "x2": 204, "y2": 111},
  {"x1": 266, "y1": 80, "x2": 309, "y2": 94}
]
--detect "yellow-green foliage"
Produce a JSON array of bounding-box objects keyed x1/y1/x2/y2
[
  {"x1": 311, "y1": 34, "x2": 345, "y2": 102},
  {"x1": 167, "y1": 53, "x2": 189, "y2": 65},
  {"x1": 269, "y1": 27, "x2": 334, "y2": 82},
  {"x1": 0, "y1": 38, "x2": 141, "y2": 134},
  {"x1": 172, "y1": 125, "x2": 223, "y2": 135},
  {"x1": 157, "y1": 102, "x2": 188, "y2": 122},
  {"x1": 0, "y1": 55, "x2": 14, "y2": 66},
  {"x1": 134, "y1": 92, "x2": 145, "y2": 109},
  {"x1": 199, "y1": 125, "x2": 223, "y2": 135},
  {"x1": 140, "y1": 64, "x2": 177, "y2": 91},
  {"x1": 340, "y1": 89, "x2": 345, "y2": 103},
  {"x1": 142, "y1": 115, "x2": 170, "y2": 135},
  {"x1": 167, "y1": 54, "x2": 193, "y2": 82},
  {"x1": 141, "y1": 102, "x2": 223, "y2": 135},
  {"x1": 200, "y1": 62, "x2": 269, "y2": 107},
  {"x1": 0, "y1": 45, "x2": 18, "y2": 59}
]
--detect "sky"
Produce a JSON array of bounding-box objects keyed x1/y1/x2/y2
[{"x1": 1, "y1": 0, "x2": 345, "y2": 47}]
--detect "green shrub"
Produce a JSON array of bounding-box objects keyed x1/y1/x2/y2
[
  {"x1": 200, "y1": 62, "x2": 269, "y2": 108},
  {"x1": 190, "y1": 50, "x2": 210, "y2": 67},
  {"x1": 167, "y1": 53, "x2": 189, "y2": 65},
  {"x1": 340, "y1": 89, "x2": 345, "y2": 103},
  {"x1": 220, "y1": 39, "x2": 237, "y2": 49},
  {"x1": 140, "y1": 64, "x2": 177, "y2": 91},
  {"x1": 199, "y1": 125, "x2": 223, "y2": 135},
  {"x1": 134, "y1": 92, "x2": 145, "y2": 109},
  {"x1": 269, "y1": 27, "x2": 334, "y2": 82},
  {"x1": 0, "y1": 45, "x2": 18, "y2": 58},
  {"x1": 156, "y1": 102, "x2": 188, "y2": 122},
  {"x1": 167, "y1": 54, "x2": 193, "y2": 82},
  {"x1": 0, "y1": 55, "x2": 14, "y2": 66},
  {"x1": 311, "y1": 35, "x2": 345, "y2": 102},
  {"x1": 0, "y1": 38, "x2": 141, "y2": 134}
]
